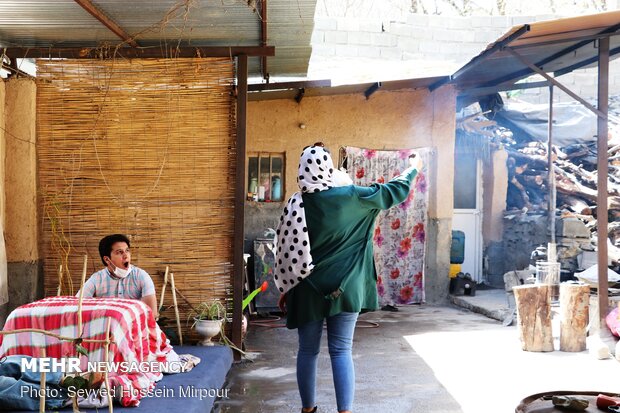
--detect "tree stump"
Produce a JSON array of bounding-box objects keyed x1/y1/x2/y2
[
  {"x1": 559, "y1": 283, "x2": 590, "y2": 352},
  {"x1": 514, "y1": 284, "x2": 554, "y2": 352}
]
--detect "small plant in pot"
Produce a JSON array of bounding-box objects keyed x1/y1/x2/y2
[{"x1": 191, "y1": 300, "x2": 226, "y2": 346}]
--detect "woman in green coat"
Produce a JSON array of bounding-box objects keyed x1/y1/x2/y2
[{"x1": 275, "y1": 143, "x2": 421, "y2": 413}]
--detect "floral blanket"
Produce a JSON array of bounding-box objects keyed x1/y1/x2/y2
[{"x1": 346, "y1": 146, "x2": 431, "y2": 305}]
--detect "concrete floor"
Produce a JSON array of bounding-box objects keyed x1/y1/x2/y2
[{"x1": 214, "y1": 291, "x2": 618, "y2": 413}]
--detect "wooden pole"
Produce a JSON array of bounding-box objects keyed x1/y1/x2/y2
[
  {"x1": 77, "y1": 255, "x2": 88, "y2": 337},
  {"x1": 39, "y1": 347, "x2": 46, "y2": 413},
  {"x1": 157, "y1": 266, "x2": 169, "y2": 320},
  {"x1": 514, "y1": 284, "x2": 554, "y2": 352},
  {"x1": 103, "y1": 317, "x2": 114, "y2": 413},
  {"x1": 559, "y1": 283, "x2": 590, "y2": 352},
  {"x1": 169, "y1": 273, "x2": 183, "y2": 345},
  {"x1": 57, "y1": 264, "x2": 63, "y2": 296}
]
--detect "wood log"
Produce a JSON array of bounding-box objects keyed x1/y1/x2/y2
[
  {"x1": 559, "y1": 283, "x2": 590, "y2": 352},
  {"x1": 514, "y1": 284, "x2": 554, "y2": 352},
  {"x1": 558, "y1": 194, "x2": 592, "y2": 215}
]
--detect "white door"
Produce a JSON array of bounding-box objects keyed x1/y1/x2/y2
[{"x1": 452, "y1": 155, "x2": 483, "y2": 283}]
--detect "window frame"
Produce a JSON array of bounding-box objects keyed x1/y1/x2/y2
[{"x1": 247, "y1": 152, "x2": 285, "y2": 202}]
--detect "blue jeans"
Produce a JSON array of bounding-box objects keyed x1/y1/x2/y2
[
  {"x1": 0, "y1": 355, "x2": 68, "y2": 410},
  {"x1": 297, "y1": 312, "x2": 359, "y2": 412}
]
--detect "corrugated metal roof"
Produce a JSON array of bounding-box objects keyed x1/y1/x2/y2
[
  {"x1": 445, "y1": 10, "x2": 620, "y2": 91},
  {"x1": 0, "y1": 0, "x2": 316, "y2": 77}
]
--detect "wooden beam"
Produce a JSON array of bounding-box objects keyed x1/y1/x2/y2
[
  {"x1": 4, "y1": 46, "x2": 275, "y2": 60},
  {"x1": 232, "y1": 54, "x2": 248, "y2": 361},
  {"x1": 260, "y1": 0, "x2": 269, "y2": 81},
  {"x1": 74, "y1": 0, "x2": 140, "y2": 48}
]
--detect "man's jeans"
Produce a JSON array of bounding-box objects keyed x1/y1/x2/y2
[
  {"x1": 297, "y1": 312, "x2": 358, "y2": 412},
  {"x1": 0, "y1": 355, "x2": 67, "y2": 410}
]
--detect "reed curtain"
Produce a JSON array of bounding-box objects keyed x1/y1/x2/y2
[
  {"x1": 346, "y1": 146, "x2": 430, "y2": 305},
  {"x1": 36, "y1": 58, "x2": 237, "y2": 338}
]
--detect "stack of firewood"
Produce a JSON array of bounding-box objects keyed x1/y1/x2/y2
[{"x1": 458, "y1": 97, "x2": 620, "y2": 252}]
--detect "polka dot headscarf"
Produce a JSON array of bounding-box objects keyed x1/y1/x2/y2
[{"x1": 274, "y1": 144, "x2": 335, "y2": 294}]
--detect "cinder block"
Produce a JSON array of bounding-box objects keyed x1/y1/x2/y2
[
  {"x1": 491, "y1": 16, "x2": 511, "y2": 28},
  {"x1": 359, "y1": 20, "x2": 383, "y2": 33},
  {"x1": 371, "y1": 33, "x2": 397, "y2": 47},
  {"x1": 379, "y1": 47, "x2": 403, "y2": 60},
  {"x1": 402, "y1": 51, "x2": 424, "y2": 60},
  {"x1": 434, "y1": 29, "x2": 475, "y2": 43},
  {"x1": 334, "y1": 45, "x2": 358, "y2": 58},
  {"x1": 310, "y1": 30, "x2": 324, "y2": 45},
  {"x1": 389, "y1": 22, "x2": 414, "y2": 37},
  {"x1": 446, "y1": 16, "x2": 470, "y2": 29},
  {"x1": 427, "y1": 15, "x2": 444, "y2": 27},
  {"x1": 348, "y1": 31, "x2": 372, "y2": 45},
  {"x1": 324, "y1": 30, "x2": 348, "y2": 45},
  {"x1": 406, "y1": 14, "x2": 429, "y2": 27},
  {"x1": 398, "y1": 37, "x2": 420, "y2": 52},
  {"x1": 419, "y1": 41, "x2": 444, "y2": 54},
  {"x1": 357, "y1": 45, "x2": 381, "y2": 58},
  {"x1": 337, "y1": 18, "x2": 360, "y2": 32},
  {"x1": 474, "y1": 30, "x2": 500, "y2": 43},
  {"x1": 313, "y1": 17, "x2": 338, "y2": 31},
  {"x1": 310, "y1": 44, "x2": 336, "y2": 56},
  {"x1": 471, "y1": 16, "x2": 493, "y2": 28},
  {"x1": 511, "y1": 15, "x2": 534, "y2": 26}
]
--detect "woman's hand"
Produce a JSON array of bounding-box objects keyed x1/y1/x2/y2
[
  {"x1": 278, "y1": 293, "x2": 287, "y2": 313},
  {"x1": 409, "y1": 153, "x2": 423, "y2": 170}
]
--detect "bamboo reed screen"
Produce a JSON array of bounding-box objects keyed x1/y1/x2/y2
[{"x1": 36, "y1": 58, "x2": 237, "y2": 340}]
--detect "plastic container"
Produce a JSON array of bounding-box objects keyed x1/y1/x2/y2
[
  {"x1": 450, "y1": 230, "x2": 465, "y2": 264},
  {"x1": 536, "y1": 261, "x2": 560, "y2": 302}
]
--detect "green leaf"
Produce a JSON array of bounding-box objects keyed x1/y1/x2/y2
[{"x1": 75, "y1": 344, "x2": 88, "y2": 357}]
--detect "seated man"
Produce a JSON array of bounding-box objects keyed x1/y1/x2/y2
[{"x1": 79, "y1": 234, "x2": 157, "y2": 316}]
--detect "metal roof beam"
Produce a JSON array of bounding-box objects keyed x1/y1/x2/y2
[
  {"x1": 482, "y1": 21, "x2": 620, "y2": 88},
  {"x1": 505, "y1": 47, "x2": 607, "y2": 120},
  {"x1": 3, "y1": 46, "x2": 275, "y2": 59},
  {"x1": 509, "y1": 30, "x2": 619, "y2": 50},
  {"x1": 73, "y1": 0, "x2": 140, "y2": 48},
  {"x1": 554, "y1": 44, "x2": 620, "y2": 76},
  {"x1": 458, "y1": 80, "x2": 550, "y2": 97}
]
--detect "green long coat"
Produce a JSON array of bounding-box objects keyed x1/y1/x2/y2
[{"x1": 285, "y1": 167, "x2": 417, "y2": 329}]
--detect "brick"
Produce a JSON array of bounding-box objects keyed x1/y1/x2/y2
[
  {"x1": 313, "y1": 17, "x2": 337, "y2": 31},
  {"x1": 357, "y1": 45, "x2": 381, "y2": 58},
  {"x1": 347, "y1": 31, "x2": 372, "y2": 45},
  {"x1": 380, "y1": 47, "x2": 402, "y2": 60},
  {"x1": 324, "y1": 30, "x2": 348, "y2": 45},
  {"x1": 371, "y1": 33, "x2": 397, "y2": 47},
  {"x1": 337, "y1": 18, "x2": 360, "y2": 32}
]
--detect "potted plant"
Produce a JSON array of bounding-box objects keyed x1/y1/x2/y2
[{"x1": 191, "y1": 300, "x2": 226, "y2": 346}]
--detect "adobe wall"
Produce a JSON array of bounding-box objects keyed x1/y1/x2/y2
[{"x1": 245, "y1": 85, "x2": 456, "y2": 303}]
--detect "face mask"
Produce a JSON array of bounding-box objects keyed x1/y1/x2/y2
[{"x1": 109, "y1": 263, "x2": 132, "y2": 279}]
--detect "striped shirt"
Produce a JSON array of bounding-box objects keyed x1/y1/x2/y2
[{"x1": 79, "y1": 266, "x2": 156, "y2": 300}]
